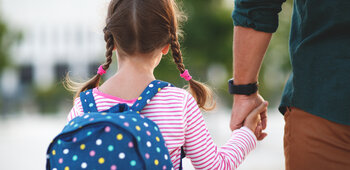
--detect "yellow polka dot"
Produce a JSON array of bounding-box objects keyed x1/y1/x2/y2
[
  {"x1": 158, "y1": 88, "x2": 161, "y2": 92},
  {"x1": 101, "y1": 112, "x2": 107, "y2": 115},
  {"x1": 52, "y1": 150, "x2": 56, "y2": 155},
  {"x1": 70, "y1": 121, "x2": 74, "y2": 125},
  {"x1": 154, "y1": 159, "x2": 159, "y2": 165},
  {"x1": 156, "y1": 136, "x2": 160, "y2": 142},
  {"x1": 64, "y1": 166, "x2": 69, "y2": 170},
  {"x1": 98, "y1": 157, "x2": 105, "y2": 164},
  {"x1": 135, "y1": 126, "x2": 141, "y2": 131},
  {"x1": 138, "y1": 97, "x2": 142, "y2": 100},
  {"x1": 117, "y1": 134, "x2": 123, "y2": 140},
  {"x1": 137, "y1": 111, "x2": 140, "y2": 114},
  {"x1": 80, "y1": 144, "x2": 86, "y2": 150}
]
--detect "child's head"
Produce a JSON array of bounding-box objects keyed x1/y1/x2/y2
[{"x1": 66, "y1": 0, "x2": 215, "y2": 110}]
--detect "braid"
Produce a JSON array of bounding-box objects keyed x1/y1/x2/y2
[
  {"x1": 64, "y1": 27, "x2": 116, "y2": 100},
  {"x1": 169, "y1": 28, "x2": 215, "y2": 111},
  {"x1": 170, "y1": 36, "x2": 185, "y2": 73},
  {"x1": 103, "y1": 28, "x2": 114, "y2": 71}
]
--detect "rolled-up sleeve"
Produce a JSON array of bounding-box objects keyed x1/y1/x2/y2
[{"x1": 232, "y1": 0, "x2": 286, "y2": 33}]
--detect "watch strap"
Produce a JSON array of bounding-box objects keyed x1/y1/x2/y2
[{"x1": 228, "y1": 79, "x2": 258, "y2": 95}]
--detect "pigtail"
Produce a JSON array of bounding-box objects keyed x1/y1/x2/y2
[
  {"x1": 64, "y1": 28, "x2": 115, "y2": 100},
  {"x1": 169, "y1": 28, "x2": 215, "y2": 111}
]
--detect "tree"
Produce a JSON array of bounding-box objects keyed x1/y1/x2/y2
[{"x1": 155, "y1": 0, "x2": 293, "y2": 107}]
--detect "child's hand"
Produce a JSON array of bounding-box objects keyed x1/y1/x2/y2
[{"x1": 243, "y1": 101, "x2": 268, "y2": 140}]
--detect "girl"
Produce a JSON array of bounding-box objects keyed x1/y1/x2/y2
[{"x1": 66, "y1": 0, "x2": 267, "y2": 169}]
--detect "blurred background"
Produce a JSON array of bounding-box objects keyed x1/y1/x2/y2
[{"x1": 0, "y1": 0, "x2": 292, "y2": 169}]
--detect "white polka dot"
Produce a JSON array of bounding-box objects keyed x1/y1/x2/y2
[
  {"x1": 96, "y1": 139, "x2": 102, "y2": 145},
  {"x1": 147, "y1": 99, "x2": 150, "y2": 104},
  {"x1": 81, "y1": 162, "x2": 87, "y2": 169},
  {"x1": 149, "y1": 84, "x2": 154, "y2": 88},
  {"x1": 164, "y1": 154, "x2": 168, "y2": 160},
  {"x1": 84, "y1": 115, "x2": 89, "y2": 119},
  {"x1": 52, "y1": 168, "x2": 57, "y2": 170},
  {"x1": 146, "y1": 141, "x2": 151, "y2": 147},
  {"x1": 63, "y1": 149, "x2": 69, "y2": 154},
  {"x1": 119, "y1": 152, "x2": 125, "y2": 159},
  {"x1": 144, "y1": 122, "x2": 149, "y2": 127},
  {"x1": 119, "y1": 115, "x2": 125, "y2": 119}
]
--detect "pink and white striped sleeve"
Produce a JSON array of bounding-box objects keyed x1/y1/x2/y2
[
  {"x1": 67, "y1": 97, "x2": 84, "y2": 121},
  {"x1": 183, "y1": 93, "x2": 257, "y2": 170}
]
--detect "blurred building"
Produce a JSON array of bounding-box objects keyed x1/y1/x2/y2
[{"x1": 0, "y1": 0, "x2": 107, "y2": 93}]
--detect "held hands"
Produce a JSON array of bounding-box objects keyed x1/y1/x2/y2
[
  {"x1": 243, "y1": 101, "x2": 268, "y2": 140},
  {"x1": 230, "y1": 93, "x2": 268, "y2": 140}
]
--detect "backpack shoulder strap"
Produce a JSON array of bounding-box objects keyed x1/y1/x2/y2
[
  {"x1": 79, "y1": 89, "x2": 98, "y2": 113},
  {"x1": 131, "y1": 80, "x2": 173, "y2": 112}
]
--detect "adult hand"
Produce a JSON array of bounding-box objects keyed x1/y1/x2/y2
[{"x1": 230, "y1": 93, "x2": 268, "y2": 140}]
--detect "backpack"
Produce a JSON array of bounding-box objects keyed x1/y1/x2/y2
[{"x1": 46, "y1": 80, "x2": 176, "y2": 170}]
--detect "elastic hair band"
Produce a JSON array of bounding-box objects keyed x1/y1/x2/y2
[
  {"x1": 180, "y1": 69, "x2": 192, "y2": 81},
  {"x1": 97, "y1": 65, "x2": 106, "y2": 75}
]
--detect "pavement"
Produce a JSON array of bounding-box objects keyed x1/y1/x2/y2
[{"x1": 0, "y1": 108, "x2": 285, "y2": 170}]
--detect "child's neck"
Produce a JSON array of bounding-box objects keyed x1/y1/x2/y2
[{"x1": 98, "y1": 56, "x2": 157, "y2": 100}]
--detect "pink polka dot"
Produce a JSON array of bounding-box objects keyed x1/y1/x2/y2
[
  {"x1": 105, "y1": 126, "x2": 111, "y2": 133},
  {"x1": 90, "y1": 150, "x2": 96, "y2": 157},
  {"x1": 163, "y1": 165, "x2": 167, "y2": 170},
  {"x1": 124, "y1": 122, "x2": 129, "y2": 127},
  {"x1": 146, "y1": 131, "x2": 151, "y2": 136},
  {"x1": 58, "y1": 158, "x2": 63, "y2": 164},
  {"x1": 128, "y1": 142, "x2": 134, "y2": 148},
  {"x1": 140, "y1": 115, "x2": 145, "y2": 118},
  {"x1": 89, "y1": 118, "x2": 94, "y2": 121},
  {"x1": 72, "y1": 137, "x2": 77, "y2": 142},
  {"x1": 145, "y1": 153, "x2": 150, "y2": 159},
  {"x1": 111, "y1": 165, "x2": 117, "y2": 170}
]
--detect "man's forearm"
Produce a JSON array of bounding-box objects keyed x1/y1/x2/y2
[{"x1": 233, "y1": 26, "x2": 272, "y2": 85}]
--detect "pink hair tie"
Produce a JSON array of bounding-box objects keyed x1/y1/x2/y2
[
  {"x1": 97, "y1": 65, "x2": 106, "y2": 75},
  {"x1": 180, "y1": 69, "x2": 192, "y2": 81}
]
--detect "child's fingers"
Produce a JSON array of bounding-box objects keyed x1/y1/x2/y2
[
  {"x1": 250, "y1": 101, "x2": 268, "y2": 117},
  {"x1": 260, "y1": 109, "x2": 268, "y2": 130}
]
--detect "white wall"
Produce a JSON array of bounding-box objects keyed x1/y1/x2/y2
[{"x1": 1, "y1": 0, "x2": 110, "y2": 89}]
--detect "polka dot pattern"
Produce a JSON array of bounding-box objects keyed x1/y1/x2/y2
[{"x1": 47, "y1": 80, "x2": 174, "y2": 170}]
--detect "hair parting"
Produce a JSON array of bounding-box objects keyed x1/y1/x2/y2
[{"x1": 64, "y1": 0, "x2": 215, "y2": 110}]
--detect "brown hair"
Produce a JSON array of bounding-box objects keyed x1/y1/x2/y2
[{"x1": 65, "y1": 0, "x2": 215, "y2": 110}]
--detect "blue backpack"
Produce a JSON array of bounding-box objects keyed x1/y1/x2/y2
[{"x1": 46, "y1": 80, "x2": 176, "y2": 170}]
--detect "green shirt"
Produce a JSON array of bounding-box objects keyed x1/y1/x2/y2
[{"x1": 232, "y1": 0, "x2": 350, "y2": 125}]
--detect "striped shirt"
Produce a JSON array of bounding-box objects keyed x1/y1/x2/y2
[{"x1": 68, "y1": 87, "x2": 257, "y2": 170}]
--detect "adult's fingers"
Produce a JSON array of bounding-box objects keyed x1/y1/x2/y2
[{"x1": 257, "y1": 132, "x2": 268, "y2": 141}]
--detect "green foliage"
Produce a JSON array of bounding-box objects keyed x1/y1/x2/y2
[
  {"x1": 156, "y1": 0, "x2": 293, "y2": 107},
  {"x1": 259, "y1": 1, "x2": 293, "y2": 105},
  {"x1": 0, "y1": 16, "x2": 21, "y2": 74},
  {"x1": 155, "y1": 0, "x2": 234, "y2": 88},
  {"x1": 0, "y1": 12, "x2": 22, "y2": 111},
  {"x1": 34, "y1": 83, "x2": 71, "y2": 114}
]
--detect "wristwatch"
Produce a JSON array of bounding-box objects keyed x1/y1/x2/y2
[{"x1": 228, "y1": 78, "x2": 258, "y2": 95}]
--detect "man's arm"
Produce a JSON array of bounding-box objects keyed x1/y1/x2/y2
[
  {"x1": 230, "y1": 26, "x2": 272, "y2": 140},
  {"x1": 230, "y1": 0, "x2": 285, "y2": 139}
]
